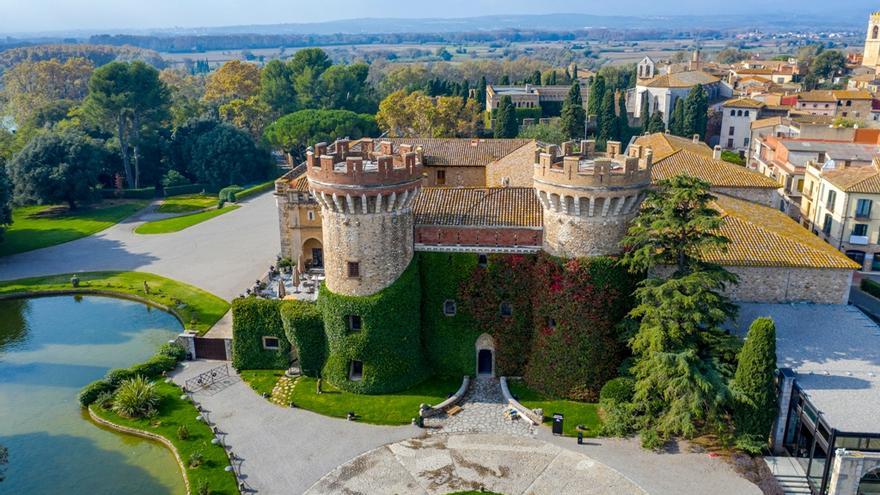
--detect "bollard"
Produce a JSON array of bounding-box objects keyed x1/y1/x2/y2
[{"x1": 577, "y1": 431, "x2": 583, "y2": 445}]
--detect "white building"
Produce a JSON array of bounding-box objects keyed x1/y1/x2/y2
[
  {"x1": 720, "y1": 98, "x2": 765, "y2": 152},
  {"x1": 633, "y1": 71, "x2": 732, "y2": 126}
]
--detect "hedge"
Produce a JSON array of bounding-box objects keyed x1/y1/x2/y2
[
  {"x1": 317, "y1": 259, "x2": 427, "y2": 394},
  {"x1": 231, "y1": 298, "x2": 292, "y2": 370},
  {"x1": 419, "y1": 252, "x2": 481, "y2": 375},
  {"x1": 218, "y1": 186, "x2": 243, "y2": 203},
  {"x1": 100, "y1": 187, "x2": 157, "y2": 199},
  {"x1": 78, "y1": 342, "x2": 186, "y2": 406},
  {"x1": 862, "y1": 278, "x2": 880, "y2": 299},
  {"x1": 280, "y1": 300, "x2": 326, "y2": 377},
  {"x1": 600, "y1": 377, "x2": 635, "y2": 403},
  {"x1": 235, "y1": 180, "x2": 276, "y2": 202},
  {"x1": 163, "y1": 183, "x2": 205, "y2": 197}
]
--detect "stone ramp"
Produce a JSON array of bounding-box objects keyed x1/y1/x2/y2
[
  {"x1": 305, "y1": 433, "x2": 647, "y2": 495},
  {"x1": 423, "y1": 375, "x2": 535, "y2": 437}
]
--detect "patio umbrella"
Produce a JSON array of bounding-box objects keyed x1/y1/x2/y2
[{"x1": 277, "y1": 279, "x2": 286, "y2": 299}]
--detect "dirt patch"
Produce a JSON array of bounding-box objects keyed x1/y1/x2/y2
[
  {"x1": 451, "y1": 450, "x2": 511, "y2": 479},
  {"x1": 730, "y1": 454, "x2": 784, "y2": 495}
]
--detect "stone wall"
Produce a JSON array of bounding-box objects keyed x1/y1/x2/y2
[
  {"x1": 653, "y1": 265, "x2": 853, "y2": 304},
  {"x1": 415, "y1": 226, "x2": 542, "y2": 249},
  {"x1": 423, "y1": 166, "x2": 486, "y2": 187},
  {"x1": 322, "y1": 209, "x2": 414, "y2": 296},
  {"x1": 542, "y1": 208, "x2": 634, "y2": 257},
  {"x1": 828, "y1": 449, "x2": 880, "y2": 495},
  {"x1": 486, "y1": 141, "x2": 539, "y2": 188},
  {"x1": 714, "y1": 187, "x2": 777, "y2": 208}
]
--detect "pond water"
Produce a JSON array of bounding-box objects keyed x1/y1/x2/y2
[{"x1": 0, "y1": 295, "x2": 186, "y2": 495}]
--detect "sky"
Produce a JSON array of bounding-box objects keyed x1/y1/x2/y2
[{"x1": 0, "y1": 0, "x2": 876, "y2": 34}]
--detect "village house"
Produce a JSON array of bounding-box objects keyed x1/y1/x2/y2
[{"x1": 633, "y1": 70, "x2": 732, "y2": 126}]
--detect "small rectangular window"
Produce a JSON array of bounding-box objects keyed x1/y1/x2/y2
[
  {"x1": 500, "y1": 302, "x2": 513, "y2": 318},
  {"x1": 729, "y1": 126, "x2": 735, "y2": 136},
  {"x1": 262, "y1": 336, "x2": 280, "y2": 350},
  {"x1": 347, "y1": 261, "x2": 360, "y2": 278},
  {"x1": 546, "y1": 317, "x2": 556, "y2": 329},
  {"x1": 822, "y1": 214, "x2": 833, "y2": 235},
  {"x1": 853, "y1": 224, "x2": 868, "y2": 237},
  {"x1": 826, "y1": 190, "x2": 837, "y2": 212},
  {"x1": 347, "y1": 315, "x2": 362, "y2": 332},
  {"x1": 436, "y1": 169, "x2": 446, "y2": 185},
  {"x1": 856, "y1": 199, "x2": 873, "y2": 218},
  {"x1": 478, "y1": 254, "x2": 488, "y2": 267},
  {"x1": 349, "y1": 360, "x2": 363, "y2": 381}
]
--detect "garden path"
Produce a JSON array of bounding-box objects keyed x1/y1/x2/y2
[{"x1": 424, "y1": 376, "x2": 536, "y2": 436}]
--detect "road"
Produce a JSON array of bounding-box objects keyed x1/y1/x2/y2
[{"x1": 0, "y1": 192, "x2": 280, "y2": 301}]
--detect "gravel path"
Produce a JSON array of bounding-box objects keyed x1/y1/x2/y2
[
  {"x1": 425, "y1": 376, "x2": 535, "y2": 437},
  {"x1": 0, "y1": 192, "x2": 280, "y2": 300}
]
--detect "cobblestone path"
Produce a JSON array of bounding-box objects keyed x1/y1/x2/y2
[{"x1": 424, "y1": 376, "x2": 536, "y2": 436}]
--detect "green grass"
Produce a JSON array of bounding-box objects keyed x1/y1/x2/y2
[
  {"x1": 0, "y1": 201, "x2": 147, "y2": 257},
  {"x1": 156, "y1": 194, "x2": 217, "y2": 214},
  {"x1": 240, "y1": 369, "x2": 286, "y2": 397},
  {"x1": 289, "y1": 375, "x2": 463, "y2": 425},
  {"x1": 90, "y1": 381, "x2": 238, "y2": 495},
  {"x1": 0, "y1": 271, "x2": 229, "y2": 334},
  {"x1": 135, "y1": 205, "x2": 240, "y2": 235},
  {"x1": 507, "y1": 381, "x2": 602, "y2": 437},
  {"x1": 235, "y1": 180, "x2": 276, "y2": 202}
]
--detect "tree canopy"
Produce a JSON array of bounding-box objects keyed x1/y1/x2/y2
[
  {"x1": 376, "y1": 90, "x2": 480, "y2": 138},
  {"x1": 731, "y1": 317, "x2": 777, "y2": 452},
  {"x1": 187, "y1": 123, "x2": 272, "y2": 189},
  {"x1": 203, "y1": 60, "x2": 261, "y2": 104},
  {"x1": 1, "y1": 57, "x2": 93, "y2": 125},
  {"x1": 263, "y1": 109, "x2": 377, "y2": 161},
  {"x1": 682, "y1": 85, "x2": 708, "y2": 140},
  {"x1": 560, "y1": 80, "x2": 586, "y2": 139},
  {"x1": 493, "y1": 95, "x2": 519, "y2": 139},
  {"x1": 0, "y1": 159, "x2": 11, "y2": 241}
]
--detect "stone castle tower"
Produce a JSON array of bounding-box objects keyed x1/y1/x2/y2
[
  {"x1": 306, "y1": 139, "x2": 422, "y2": 296},
  {"x1": 533, "y1": 140, "x2": 653, "y2": 258},
  {"x1": 864, "y1": 12, "x2": 880, "y2": 68}
]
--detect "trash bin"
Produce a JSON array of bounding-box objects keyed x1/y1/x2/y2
[{"x1": 552, "y1": 412, "x2": 564, "y2": 435}]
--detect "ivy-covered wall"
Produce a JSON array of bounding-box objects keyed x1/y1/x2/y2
[
  {"x1": 419, "y1": 252, "x2": 481, "y2": 376},
  {"x1": 317, "y1": 259, "x2": 427, "y2": 394},
  {"x1": 280, "y1": 299, "x2": 325, "y2": 377},
  {"x1": 231, "y1": 298, "x2": 292, "y2": 370},
  {"x1": 524, "y1": 255, "x2": 638, "y2": 401}
]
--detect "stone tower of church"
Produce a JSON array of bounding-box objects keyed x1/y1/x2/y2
[
  {"x1": 305, "y1": 139, "x2": 422, "y2": 296},
  {"x1": 533, "y1": 140, "x2": 653, "y2": 258},
  {"x1": 864, "y1": 12, "x2": 880, "y2": 68}
]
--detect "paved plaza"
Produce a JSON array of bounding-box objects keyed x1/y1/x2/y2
[{"x1": 424, "y1": 376, "x2": 536, "y2": 436}]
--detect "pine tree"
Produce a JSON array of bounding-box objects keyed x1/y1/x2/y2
[
  {"x1": 682, "y1": 84, "x2": 708, "y2": 139},
  {"x1": 647, "y1": 110, "x2": 665, "y2": 134},
  {"x1": 597, "y1": 90, "x2": 617, "y2": 147},
  {"x1": 621, "y1": 175, "x2": 740, "y2": 448},
  {"x1": 669, "y1": 98, "x2": 685, "y2": 136},
  {"x1": 731, "y1": 317, "x2": 777, "y2": 452},
  {"x1": 560, "y1": 81, "x2": 586, "y2": 139},
  {"x1": 588, "y1": 74, "x2": 605, "y2": 117},
  {"x1": 494, "y1": 95, "x2": 519, "y2": 138}
]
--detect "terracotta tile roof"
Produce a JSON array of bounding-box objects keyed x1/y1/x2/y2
[
  {"x1": 385, "y1": 138, "x2": 532, "y2": 167},
  {"x1": 707, "y1": 193, "x2": 860, "y2": 269},
  {"x1": 641, "y1": 71, "x2": 720, "y2": 88},
  {"x1": 797, "y1": 90, "x2": 837, "y2": 103},
  {"x1": 633, "y1": 132, "x2": 713, "y2": 160},
  {"x1": 832, "y1": 89, "x2": 874, "y2": 100},
  {"x1": 821, "y1": 164, "x2": 880, "y2": 193},
  {"x1": 723, "y1": 97, "x2": 765, "y2": 109},
  {"x1": 751, "y1": 116, "x2": 784, "y2": 129},
  {"x1": 651, "y1": 149, "x2": 779, "y2": 189},
  {"x1": 292, "y1": 174, "x2": 309, "y2": 192},
  {"x1": 735, "y1": 68, "x2": 773, "y2": 75},
  {"x1": 412, "y1": 187, "x2": 542, "y2": 227}
]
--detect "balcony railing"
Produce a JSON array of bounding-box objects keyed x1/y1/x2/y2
[{"x1": 849, "y1": 235, "x2": 869, "y2": 246}]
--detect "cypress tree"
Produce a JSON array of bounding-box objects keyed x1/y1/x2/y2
[
  {"x1": 549, "y1": 71, "x2": 558, "y2": 85},
  {"x1": 588, "y1": 74, "x2": 605, "y2": 117},
  {"x1": 560, "y1": 81, "x2": 586, "y2": 139},
  {"x1": 731, "y1": 317, "x2": 778, "y2": 451},
  {"x1": 477, "y1": 76, "x2": 487, "y2": 107},
  {"x1": 683, "y1": 84, "x2": 709, "y2": 139},
  {"x1": 617, "y1": 91, "x2": 630, "y2": 144},
  {"x1": 500, "y1": 75, "x2": 510, "y2": 85},
  {"x1": 564, "y1": 67, "x2": 571, "y2": 83},
  {"x1": 494, "y1": 95, "x2": 518, "y2": 138},
  {"x1": 647, "y1": 110, "x2": 665, "y2": 134},
  {"x1": 597, "y1": 90, "x2": 618, "y2": 147},
  {"x1": 640, "y1": 93, "x2": 651, "y2": 133},
  {"x1": 532, "y1": 70, "x2": 542, "y2": 85},
  {"x1": 669, "y1": 98, "x2": 685, "y2": 136}
]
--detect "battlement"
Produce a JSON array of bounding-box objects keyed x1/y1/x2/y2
[
  {"x1": 306, "y1": 138, "x2": 423, "y2": 192},
  {"x1": 533, "y1": 140, "x2": 653, "y2": 188}
]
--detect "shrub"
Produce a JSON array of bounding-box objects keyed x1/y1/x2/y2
[
  {"x1": 158, "y1": 342, "x2": 187, "y2": 362},
  {"x1": 164, "y1": 183, "x2": 205, "y2": 197},
  {"x1": 177, "y1": 424, "x2": 190, "y2": 440},
  {"x1": 318, "y1": 259, "x2": 427, "y2": 394},
  {"x1": 161, "y1": 169, "x2": 190, "y2": 188},
  {"x1": 196, "y1": 480, "x2": 210, "y2": 495},
  {"x1": 231, "y1": 298, "x2": 291, "y2": 370},
  {"x1": 112, "y1": 376, "x2": 161, "y2": 418},
  {"x1": 235, "y1": 180, "x2": 276, "y2": 201},
  {"x1": 600, "y1": 377, "x2": 635, "y2": 404},
  {"x1": 130, "y1": 354, "x2": 178, "y2": 377},
  {"x1": 79, "y1": 379, "x2": 114, "y2": 406},
  {"x1": 862, "y1": 278, "x2": 880, "y2": 299},
  {"x1": 188, "y1": 450, "x2": 205, "y2": 468},
  {"x1": 218, "y1": 185, "x2": 243, "y2": 203},
  {"x1": 95, "y1": 391, "x2": 116, "y2": 410},
  {"x1": 280, "y1": 300, "x2": 326, "y2": 377},
  {"x1": 100, "y1": 187, "x2": 156, "y2": 199},
  {"x1": 599, "y1": 400, "x2": 637, "y2": 437},
  {"x1": 105, "y1": 367, "x2": 136, "y2": 387},
  {"x1": 731, "y1": 317, "x2": 777, "y2": 447}
]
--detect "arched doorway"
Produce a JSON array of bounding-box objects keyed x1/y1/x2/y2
[
  {"x1": 475, "y1": 333, "x2": 495, "y2": 376},
  {"x1": 301, "y1": 238, "x2": 323, "y2": 271},
  {"x1": 860, "y1": 468, "x2": 880, "y2": 494}
]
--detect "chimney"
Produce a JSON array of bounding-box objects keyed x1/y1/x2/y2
[
  {"x1": 713, "y1": 145, "x2": 722, "y2": 160},
  {"x1": 692, "y1": 134, "x2": 701, "y2": 143}
]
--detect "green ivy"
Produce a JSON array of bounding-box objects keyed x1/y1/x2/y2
[
  {"x1": 280, "y1": 299, "x2": 326, "y2": 376},
  {"x1": 231, "y1": 298, "x2": 291, "y2": 370},
  {"x1": 418, "y1": 252, "x2": 481, "y2": 375},
  {"x1": 317, "y1": 259, "x2": 427, "y2": 394}
]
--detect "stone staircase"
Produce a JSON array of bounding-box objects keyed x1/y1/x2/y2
[
  {"x1": 764, "y1": 456, "x2": 812, "y2": 495},
  {"x1": 775, "y1": 474, "x2": 812, "y2": 494}
]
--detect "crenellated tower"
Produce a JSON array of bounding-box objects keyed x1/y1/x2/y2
[
  {"x1": 306, "y1": 138, "x2": 422, "y2": 296},
  {"x1": 533, "y1": 140, "x2": 653, "y2": 258}
]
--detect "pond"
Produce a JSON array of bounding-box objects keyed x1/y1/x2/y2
[{"x1": 0, "y1": 295, "x2": 186, "y2": 495}]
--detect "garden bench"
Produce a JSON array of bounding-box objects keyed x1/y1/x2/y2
[{"x1": 446, "y1": 405, "x2": 463, "y2": 416}]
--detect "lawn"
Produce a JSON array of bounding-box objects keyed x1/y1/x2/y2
[
  {"x1": 0, "y1": 271, "x2": 229, "y2": 334},
  {"x1": 240, "y1": 369, "x2": 286, "y2": 397},
  {"x1": 90, "y1": 381, "x2": 238, "y2": 495},
  {"x1": 156, "y1": 194, "x2": 216, "y2": 214},
  {"x1": 287, "y1": 375, "x2": 463, "y2": 425},
  {"x1": 507, "y1": 381, "x2": 603, "y2": 437},
  {"x1": 135, "y1": 205, "x2": 240, "y2": 235},
  {"x1": 0, "y1": 201, "x2": 147, "y2": 257},
  {"x1": 234, "y1": 180, "x2": 276, "y2": 202}
]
